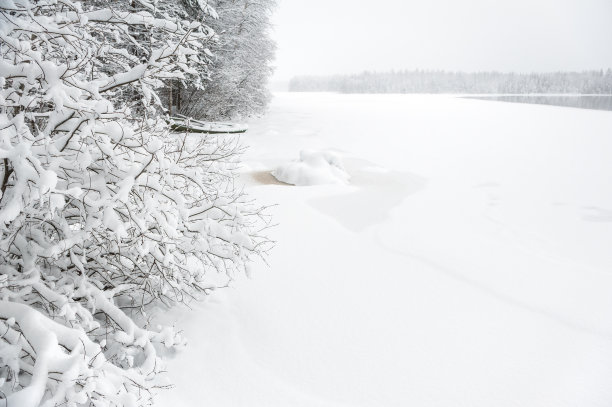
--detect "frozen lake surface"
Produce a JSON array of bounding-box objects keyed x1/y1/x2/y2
[
  {"x1": 159, "y1": 93, "x2": 612, "y2": 407},
  {"x1": 468, "y1": 94, "x2": 612, "y2": 111}
]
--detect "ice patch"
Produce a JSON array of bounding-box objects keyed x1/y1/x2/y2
[
  {"x1": 308, "y1": 158, "x2": 427, "y2": 232},
  {"x1": 272, "y1": 150, "x2": 349, "y2": 186}
]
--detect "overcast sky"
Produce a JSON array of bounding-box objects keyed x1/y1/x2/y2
[{"x1": 270, "y1": 0, "x2": 612, "y2": 81}]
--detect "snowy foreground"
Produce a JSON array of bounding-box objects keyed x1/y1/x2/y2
[{"x1": 158, "y1": 93, "x2": 612, "y2": 406}]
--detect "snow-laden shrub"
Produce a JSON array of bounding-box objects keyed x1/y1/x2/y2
[
  {"x1": 272, "y1": 150, "x2": 350, "y2": 186},
  {"x1": 0, "y1": 1, "x2": 272, "y2": 406}
]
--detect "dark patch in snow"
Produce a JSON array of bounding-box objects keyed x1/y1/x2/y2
[{"x1": 308, "y1": 158, "x2": 427, "y2": 232}]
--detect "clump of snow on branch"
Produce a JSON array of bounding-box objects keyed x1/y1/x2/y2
[
  {"x1": 0, "y1": 1, "x2": 272, "y2": 406},
  {"x1": 272, "y1": 150, "x2": 350, "y2": 186}
]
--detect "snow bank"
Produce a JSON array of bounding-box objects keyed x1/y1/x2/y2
[{"x1": 271, "y1": 150, "x2": 349, "y2": 186}]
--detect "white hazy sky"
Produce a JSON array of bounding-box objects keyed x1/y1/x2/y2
[{"x1": 270, "y1": 0, "x2": 612, "y2": 80}]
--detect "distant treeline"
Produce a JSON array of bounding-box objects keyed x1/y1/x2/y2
[{"x1": 288, "y1": 70, "x2": 612, "y2": 94}]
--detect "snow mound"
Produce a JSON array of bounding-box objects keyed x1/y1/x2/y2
[{"x1": 272, "y1": 150, "x2": 350, "y2": 186}]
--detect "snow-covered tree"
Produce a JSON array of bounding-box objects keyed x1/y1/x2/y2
[
  {"x1": 0, "y1": 1, "x2": 271, "y2": 406},
  {"x1": 177, "y1": 0, "x2": 277, "y2": 120},
  {"x1": 289, "y1": 70, "x2": 612, "y2": 94}
]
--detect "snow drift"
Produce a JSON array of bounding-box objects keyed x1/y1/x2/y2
[{"x1": 272, "y1": 150, "x2": 350, "y2": 186}]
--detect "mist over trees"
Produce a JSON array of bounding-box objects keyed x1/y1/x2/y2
[
  {"x1": 0, "y1": 0, "x2": 274, "y2": 406},
  {"x1": 289, "y1": 70, "x2": 612, "y2": 94}
]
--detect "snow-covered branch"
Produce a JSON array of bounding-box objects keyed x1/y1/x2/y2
[{"x1": 0, "y1": 1, "x2": 272, "y2": 405}]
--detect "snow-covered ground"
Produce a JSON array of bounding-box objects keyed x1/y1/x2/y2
[{"x1": 157, "y1": 93, "x2": 612, "y2": 406}]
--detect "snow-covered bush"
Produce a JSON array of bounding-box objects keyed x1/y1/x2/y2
[
  {"x1": 0, "y1": 1, "x2": 272, "y2": 406},
  {"x1": 272, "y1": 150, "x2": 350, "y2": 186}
]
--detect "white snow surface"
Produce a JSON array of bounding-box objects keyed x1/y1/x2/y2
[
  {"x1": 272, "y1": 149, "x2": 349, "y2": 185},
  {"x1": 157, "y1": 93, "x2": 612, "y2": 407}
]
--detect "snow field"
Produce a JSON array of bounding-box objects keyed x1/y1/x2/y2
[{"x1": 158, "y1": 93, "x2": 612, "y2": 407}]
